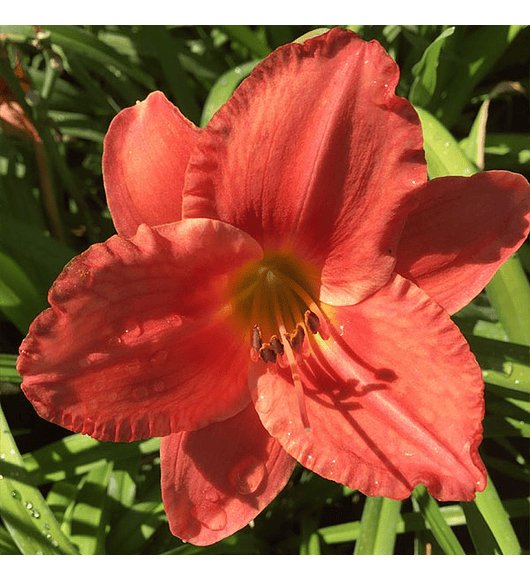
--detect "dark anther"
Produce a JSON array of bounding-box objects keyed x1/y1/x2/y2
[
  {"x1": 286, "y1": 324, "x2": 305, "y2": 352},
  {"x1": 252, "y1": 324, "x2": 263, "y2": 351},
  {"x1": 304, "y1": 310, "x2": 320, "y2": 334},
  {"x1": 259, "y1": 343, "x2": 277, "y2": 363},
  {"x1": 270, "y1": 335, "x2": 284, "y2": 355}
]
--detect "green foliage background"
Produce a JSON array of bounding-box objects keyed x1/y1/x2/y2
[{"x1": 0, "y1": 25, "x2": 529, "y2": 555}]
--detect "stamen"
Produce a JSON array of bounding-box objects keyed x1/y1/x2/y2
[
  {"x1": 270, "y1": 335, "x2": 284, "y2": 355},
  {"x1": 278, "y1": 275, "x2": 330, "y2": 340},
  {"x1": 273, "y1": 289, "x2": 311, "y2": 432},
  {"x1": 252, "y1": 324, "x2": 263, "y2": 351},
  {"x1": 304, "y1": 309, "x2": 320, "y2": 334},
  {"x1": 286, "y1": 323, "x2": 305, "y2": 353},
  {"x1": 248, "y1": 275, "x2": 265, "y2": 363},
  {"x1": 259, "y1": 344, "x2": 277, "y2": 363}
]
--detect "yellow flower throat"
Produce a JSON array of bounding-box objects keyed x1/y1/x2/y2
[{"x1": 229, "y1": 251, "x2": 330, "y2": 430}]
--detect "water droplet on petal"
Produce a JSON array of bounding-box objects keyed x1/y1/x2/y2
[
  {"x1": 107, "y1": 335, "x2": 123, "y2": 347},
  {"x1": 229, "y1": 456, "x2": 267, "y2": 495},
  {"x1": 122, "y1": 319, "x2": 143, "y2": 340},
  {"x1": 165, "y1": 314, "x2": 183, "y2": 328},
  {"x1": 192, "y1": 502, "x2": 227, "y2": 531},
  {"x1": 153, "y1": 380, "x2": 166, "y2": 393},
  {"x1": 80, "y1": 351, "x2": 110, "y2": 367}
]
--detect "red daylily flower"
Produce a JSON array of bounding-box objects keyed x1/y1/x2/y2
[{"x1": 17, "y1": 28, "x2": 530, "y2": 546}]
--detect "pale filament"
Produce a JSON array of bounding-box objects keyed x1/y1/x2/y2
[
  {"x1": 277, "y1": 274, "x2": 331, "y2": 340},
  {"x1": 272, "y1": 283, "x2": 311, "y2": 432}
]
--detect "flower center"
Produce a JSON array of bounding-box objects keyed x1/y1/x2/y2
[{"x1": 229, "y1": 251, "x2": 330, "y2": 430}]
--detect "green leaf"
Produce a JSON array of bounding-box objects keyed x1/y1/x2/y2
[
  {"x1": 0, "y1": 522, "x2": 20, "y2": 554},
  {"x1": 477, "y1": 133, "x2": 530, "y2": 170},
  {"x1": 132, "y1": 26, "x2": 201, "y2": 123},
  {"x1": 0, "y1": 402, "x2": 78, "y2": 554},
  {"x1": 0, "y1": 213, "x2": 75, "y2": 295},
  {"x1": 43, "y1": 25, "x2": 155, "y2": 92},
  {"x1": 300, "y1": 513, "x2": 321, "y2": 555},
  {"x1": 411, "y1": 486, "x2": 465, "y2": 554},
  {"x1": 466, "y1": 334, "x2": 530, "y2": 397},
  {"x1": 461, "y1": 82, "x2": 526, "y2": 171},
  {"x1": 463, "y1": 472, "x2": 521, "y2": 555},
  {"x1": 0, "y1": 249, "x2": 47, "y2": 333},
  {"x1": 218, "y1": 25, "x2": 271, "y2": 58},
  {"x1": 415, "y1": 106, "x2": 477, "y2": 178},
  {"x1": 409, "y1": 27, "x2": 455, "y2": 108},
  {"x1": 108, "y1": 461, "x2": 137, "y2": 511},
  {"x1": 353, "y1": 496, "x2": 402, "y2": 554},
  {"x1": 106, "y1": 479, "x2": 166, "y2": 555},
  {"x1": 46, "y1": 479, "x2": 80, "y2": 525},
  {"x1": 0, "y1": 354, "x2": 21, "y2": 390},
  {"x1": 430, "y1": 25, "x2": 524, "y2": 129},
  {"x1": 483, "y1": 416, "x2": 530, "y2": 439},
  {"x1": 200, "y1": 59, "x2": 261, "y2": 127},
  {"x1": 61, "y1": 461, "x2": 113, "y2": 555},
  {"x1": 22, "y1": 433, "x2": 160, "y2": 486},
  {"x1": 462, "y1": 100, "x2": 490, "y2": 169},
  {"x1": 0, "y1": 25, "x2": 35, "y2": 41},
  {"x1": 319, "y1": 498, "x2": 528, "y2": 545},
  {"x1": 485, "y1": 254, "x2": 530, "y2": 346}
]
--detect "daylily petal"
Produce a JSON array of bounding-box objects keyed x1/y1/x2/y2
[
  {"x1": 395, "y1": 171, "x2": 530, "y2": 314},
  {"x1": 17, "y1": 219, "x2": 263, "y2": 441},
  {"x1": 183, "y1": 28, "x2": 426, "y2": 305},
  {"x1": 250, "y1": 274, "x2": 486, "y2": 501},
  {"x1": 161, "y1": 403, "x2": 296, "y2": 546},
  {"x1": 0, "y1": 99, "x2": 41, "y2": 142},
  {"x1": 102, "y1": 91, "x2": 201, "y2": 237}
]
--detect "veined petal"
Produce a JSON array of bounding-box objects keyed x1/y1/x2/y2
[
  {"x1": 395, "y1": 171, "x2": 530, "y2": 314},
  {"x1": 102, "y1": 91, "x2": 201, "y2": 237},
  {"x1": 17, "y1": 219, "x2": 263, "y2": 441},
  {"x1": 250, "y1": 274, "x2": 486, "y2": 501},
  {"x1": 183, "y1": 27, "x2": 426, "y2": 306},
  {"x1": 161, "y1": 403, "x2": 296, "y2": 546}
]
